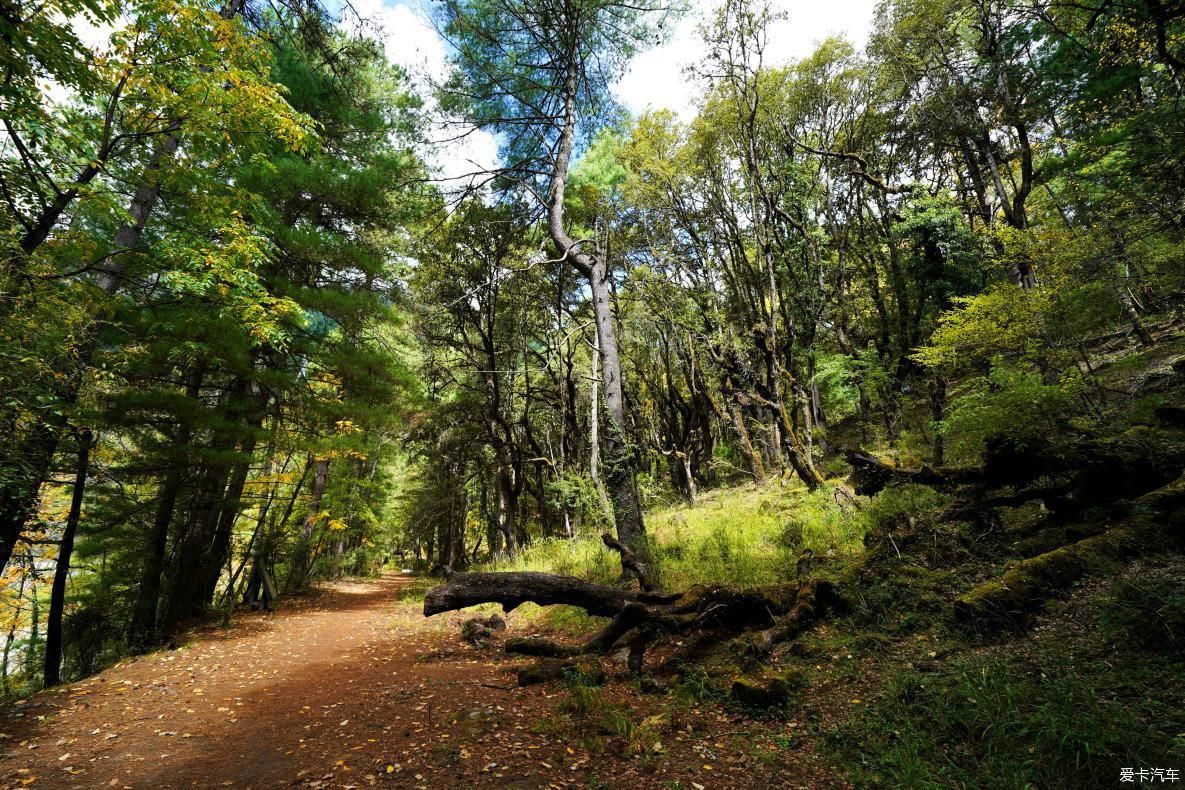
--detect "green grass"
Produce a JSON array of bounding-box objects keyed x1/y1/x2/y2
[
  {"x1": 829, "y1": 653, "x2": 1179, "y2": 789},
  {"x1": 483, "y1": 478, "x2": 867, "y2": 592}
]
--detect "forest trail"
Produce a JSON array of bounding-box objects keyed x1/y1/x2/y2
[{"x1": 0, "y1": 574, "x2": 836, "y2": 789}]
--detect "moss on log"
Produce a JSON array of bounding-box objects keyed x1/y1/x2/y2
[
  {"x1": 425, "y1": 571, "x2": 844, "y2": 675},
  {"x1": 954, "y1": 472, "x2": 1185, "y2": 631},
  {"x1": 953, "y1": 527, "x2": 1141, "y2": 630},
  {"x1": 731, "y1": 669, "x2": 806, "y2": 709}
]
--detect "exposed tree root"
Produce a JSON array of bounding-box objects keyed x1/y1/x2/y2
[{"x1": 749, "y1": 579, "x2": 846, "y2": 656}]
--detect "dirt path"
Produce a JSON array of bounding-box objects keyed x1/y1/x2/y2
[{"x1": 0, "y1": 575, "x2": 838, "y2": 789}]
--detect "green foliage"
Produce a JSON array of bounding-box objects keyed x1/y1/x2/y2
[
  {"x1": 940, "y1": 362, "x2": 1088, "y2": 462},
  {"x1": 813, "y1": 349, "x2": 893, "y2": 423},
  {"x1": 546, "y1": 474, "x2": 613, "y2": 533},
  {"x1": 498, "y1": 481, "x2": 865, "y2": 593},
  {"x1": 893, "y1": 191, "x2": 988, "y2": 313},
  {"x1": 439, "y1": 0, "x2": 669, "y2": 176},
  {"x1": 864, "y1": 484, "x2": 947, "y2": 535},
  {"x1": 916, "y1": 285, "x2": 1051, "y2": 373}
]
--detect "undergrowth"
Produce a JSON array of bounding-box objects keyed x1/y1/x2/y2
[
  {"x1": 483, "y1": 479, "x2": 866, "y2": 593},
  {"x1": 829, "y1": 652, "x2": 1180, "y2": 788}
]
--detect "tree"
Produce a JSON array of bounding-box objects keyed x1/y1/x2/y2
[{"x1": 438, "y1": 0, "x2": 671, "y2": 556}]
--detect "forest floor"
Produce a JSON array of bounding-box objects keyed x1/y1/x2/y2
[{"x1": 0, "y1": 574, "x2": 842, "y2": 789}]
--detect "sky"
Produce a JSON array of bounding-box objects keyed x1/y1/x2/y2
[
  {"x1": 614, "y1": 0, "x2": 879, "y2": 120},
  {"x1": 345, "y1": 0, "x2": 880, "y2": 183}
]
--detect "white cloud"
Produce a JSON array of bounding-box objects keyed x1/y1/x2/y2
[
  {"x1": 341, "y1": 0, "x2": 500, "y2": 187},
  {"x1": 342, "y1": 0, "x2": 450, "y2": 90},
  {"x1": 613, "y1": 0, "x2": 879, "y2": 121}
]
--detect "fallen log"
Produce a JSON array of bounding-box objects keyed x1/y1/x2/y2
[
  {"x1": 952, "y1": 525, "x2": 1142, "y2": 630},
  {"x1": 423, "y1": 571, "x2": 678, "y2": 619},
  {"x1": 953, "y1": 472, "x2": 1185, "y2": 631},
  {"x1": 845, "y1": 450, "x2": 979, "y2": 496},
  {"x1": 424, "y1": 572, "x2": 842, "y2": 674}
]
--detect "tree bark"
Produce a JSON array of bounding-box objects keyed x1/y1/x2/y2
[
  {"x1": 129, "y1": 367, "x2": 203, "y2": 651},
  {"x1": 286, "y1": 456, "x2": 329, "y2": 592},
  {"x1": 547, "y1": 65, "x2": 644, "y2": 555},
  {"x1": 44, "y1": 430, "x2": 93, "y2": 687}
]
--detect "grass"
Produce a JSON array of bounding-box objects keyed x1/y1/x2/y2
[
  {"x1": 829, "y1": 651, "x2": 1179, "y2": 789},
  {"x1": 485, "y1": 478, "x2": 867, "y2": 594}
]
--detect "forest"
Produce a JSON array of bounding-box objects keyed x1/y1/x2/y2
[{"x1": 1, "y1": 0, "x2": 1183, "y2": 784}]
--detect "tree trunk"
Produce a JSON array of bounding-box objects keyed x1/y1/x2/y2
[
  {"x1": 496, "y1": 459, "x2": 519, "y2": 557},
  {"x1": 590, "y1": 263, "x2": 646, "y2": 550},
  {"x1": 930, "y1": 375, "x2": 947, "y2": 466},
  {"x1": 44, "y1": 430, "x2": 93, "y2": 686},
  {"x1": 2, "y1": 570, "x2": 26, "y2": 694},
  {"x1": 590, "y1": 331, "x2": 601, "y2": 484},
  {"x1": 200, "y1": 398, "x2": 265, "y2": 605},
  {"x1": 286, "y1": 456, "x2": 329, "y2": 592},
  {"x1": 129, "y1": 367, "x2": 203, "y2": 651},
  {"x1": 26, "y1": 581, "x2": 40, "y2": 679},
  {"x1": 200, "y1": 446, "x2": 255, "y2": 605},
  {"x1": 547, "y1": 64, "x2": 645, "y2": 558}
]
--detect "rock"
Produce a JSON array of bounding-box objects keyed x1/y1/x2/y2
[
  {"x1": 787, "y1": 641, "x2": 813, "y2": 658},
  {"x1": 731, "y1": 670, "x2": 805, "y2": 710},
  {"x1": 461, "y1": 618, "x2": 493, "y2": 645},
  {"x1": 516, "y1": 657, "x2": 605, "y2": 687},
  {"x1": 516, "y1": 659, "x2": 565, "y2": 686},
  {"x1": 461, "y1": 614, "x2": 508, "y2": 644},
  {"x1": 638, "y1": 676, "x2": 668, "y2": 695}
]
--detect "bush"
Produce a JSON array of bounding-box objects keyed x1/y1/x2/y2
[{"x1": 940, "y1": 362, "x2": 1088, "y2": 464}]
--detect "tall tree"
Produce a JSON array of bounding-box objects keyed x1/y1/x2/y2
[{"x1": 438, "y1": 0, "x2": 670, "y2": 555}]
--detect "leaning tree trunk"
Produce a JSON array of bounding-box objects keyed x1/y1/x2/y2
[
  {"x1": 589, "y1": 263, "x2": 645, "y2": 551},
  {"x1": 44, "y1": 430, "x2": 93, "y2": 687},
  {"x1": 546, "y1": 63, "x2": 645, "y2": 559}
]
